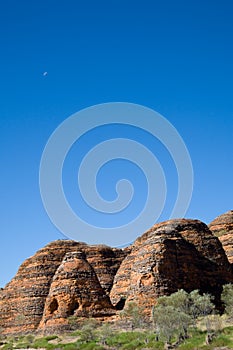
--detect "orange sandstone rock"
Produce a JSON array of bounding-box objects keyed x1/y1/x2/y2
[
  {"x1": 0, "y1": 215, "x2": 233, "y2": 335},
  {"x1": 209, "y1": 210, "x2": 233, "y2": 264},
  {"x1": 0, "y1": 241, "x2": 125, "y2": 334},
  {"x1": 39, "y1": 251, "x2": 115, "y2": 332},
  {"x1": 110, "y1": 219, "x2": 233, "y2": 313}
]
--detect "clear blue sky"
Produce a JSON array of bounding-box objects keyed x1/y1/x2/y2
[{"x1": 0, "y1": 0, "x2": 232, "y2": 287}]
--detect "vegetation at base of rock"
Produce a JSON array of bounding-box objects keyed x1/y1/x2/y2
[
  {"x1": 2, "y1": 287, "x2": 233, "y2": 349},
  {"x1": 119, "y1": 302, "x2": 147, "y2": 330},
  {"x1": 152, "y1": 289, "x2": 216, "y2": 345},
  {"x1": 221, "y1": 283, "x2": 233, "y2": 318},
  {"x1": 2, "y1": 327, "x2": 233, "y2": 350},
  {"x1": 1, "y1": 211, "x2": 233, "y2": 348},
  {"x1": 1, "y1": 213, "x2": 233, "y2": 336}
]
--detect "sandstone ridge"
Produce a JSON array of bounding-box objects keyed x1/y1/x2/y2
[{"x1": 0, "y1": 212, "x2": 232, "y2": 334}]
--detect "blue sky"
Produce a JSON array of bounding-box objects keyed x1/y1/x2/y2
[{"x1": 0, "y1": 0, "x2": 233, "y2": 287}]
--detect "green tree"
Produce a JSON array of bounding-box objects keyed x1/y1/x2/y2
[
  {"x1": 152, "y1": 305, "x2": 191, "y2": 346},
  {"x1": 189, "y1": 290, "x2": 214, "y2": 321},
  {"x1": 79, "y1": 319, "x2": 98, "y2": 343},
  {"x1": 189, "y1": 289, "x2": 215, "y2": 342},
  {"x1": 158, "y1": 289, "x2": 214, "y2": 322},
  {"x1": 120, "y1": 302, "x2": 145, "y2": 330},
  {"x1": 221, "y1": 283, "x2": 233, "y2": 318},
  {"x1": 98, "y1": 323, "x2": 114, "y2": 346},
  {"x1": 153, "y1": 290, "x2": 215, "y2": 346},
  {"x1": 67, "y1": 315, "x2": 79, "y2": 330},
  {"x1": 157, "y1": 289, "x2": 190, "y2": 315}
]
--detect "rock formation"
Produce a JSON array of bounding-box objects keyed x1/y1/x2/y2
[
  {"x1": 209, "y1": 210, "x2": 233, "y2": 264},
  {"x1": 0, "y1": 240, "x2": 82, "y2": 334},
  {"x1": 0, "y1": 241, "x2": 126, "y2": 334},
  {"x1": 39, "y1": 251, "x2": 115, "y2": 332},
  {"x1": 0, "y1": 212, "x2": 233, "y2": 335},
  {"x1": 110, "y1": 219, "x2": 233, "y2": 313}
]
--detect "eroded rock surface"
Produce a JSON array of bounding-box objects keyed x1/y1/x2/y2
[
  {"x1": 110, "y1": 219, "x2": 233, "y2": 313},
  {"x1": 1, "y1": 214, "x2": 233, "y2": 335},
  {"x1": 209, "y1": 210, "x2": 233, "y2": 263},
  {"x1": 0, "y1": 241, "x2": 125, "y2": 334},
  {"x1": 39, "y1": 251, "x2": 115, "y2": 332}
]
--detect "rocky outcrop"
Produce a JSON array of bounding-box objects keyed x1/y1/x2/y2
[
  {"x1": 209, "y1": 210, "x2": 233, "y2": 264},
  {"x1": 0, "y1": 214, "x2": 233, "y2": 335},
  {"x1": 0, "y1": 241, "x2": 125, "y2": 334},
  {"x1": 83, "y1": 245, "x2": 127, "y2": 295},
  {"x1": 110, "y1": 219, "x2": 233, "y2": 313},
  {"x1": 39, "y1": 251, "x2": 115, "y2": 332},
  {"x1": 0, "y1": 240, "x2": 82, "y2": 334}
]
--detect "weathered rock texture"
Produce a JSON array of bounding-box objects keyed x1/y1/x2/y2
[
  {"x1": 0, "y1": 213, "x2": 233, "y2": 335},
  {"x1": 209, "y1": 210, "x2": 233, "y2": 264},
  {"x1": 110, "y1": 219, "x2": 233, "y2": 314},
  {"x1": 0, "y1": 241, "x2": 126, "y2": 334},
  {"x1": 39, "y1": 251, "x2": 115, "y2": 332}
]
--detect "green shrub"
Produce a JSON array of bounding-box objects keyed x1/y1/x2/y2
[
  {"x1": 221, "y1": 284, "x2": 233, "y2": 317},
  {"x1": 221, "y1": 325, "x2": 233, "y2": 334},
  {"x1": 145, "y1": 340, "x2": 164, "y2": 349},
  {"x1": 97, "y1": 322, "x2": 114, "y2": 345},
  {"x1": 178, "y1": 337, "x2": 205, "y2": 350},
  {"x1": 122, "y1": 339, "x2": 144, "y2": 349},
  {"x1": 62, "y1": 343, "x2": 80, "y2": 350},
  {"x1": 45, "y1": 335, "x2": 58, "y2": 341},
  {"x1": 79, "y1": 342, "x2": 103, "y2": 350},
  {"x1": 120, "y1": 302, "x2": 146, "y2": 330},
  {"x1": 70, "y1": 330, "x2": 82, "y2": 337},
  {"x1": 1, "y1": 343, "x2": 13, "y2": 350},
  {"x1": 211, "y1": 334, "x2": 233, "y2": 347},
  {"x1": 32, "y1": 336, "x2": 55, "y2": 349},
  {"x1": 106, "y1": 331, "x2": 144, "y2": 347},
  {"x1": 79, "y1": 319, "x2": 98, "y2": 343}
]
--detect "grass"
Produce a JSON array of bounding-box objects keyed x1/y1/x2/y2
[
  {"x1": 2, "y1": 323, "x2": 233, "y2": 350},
  {"x1": 31, "y1": 337, "x2": 55, "y2": 349},
  {"x1": 211, "y1": 334, "x2": 233, "y2": 347},
  {"x1": 105, "y1": 331, "x2": 165, "y2": 349},
  {"x1": 178, "y1": 330, "x2": 206, "y2": 349}
]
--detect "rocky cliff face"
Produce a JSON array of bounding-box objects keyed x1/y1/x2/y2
[
  {"x1": 0, "y1": 241, "x2": 126, "y2": 334},
  {"x1": 0, "y1": 240, "x2": 81, "y2": 334},
  {"x1": 209, "y1": 210, "x2": 233, "y2": 264},
  {"x1": 39, "y1": 251, "x2": 115, "y2": 332},
  {"x1": 110, "y1": 219, "x2": 233, "y2": 314},
  {"x1": 0, "y1": 212, "x2": 232, "y2": 335}
]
